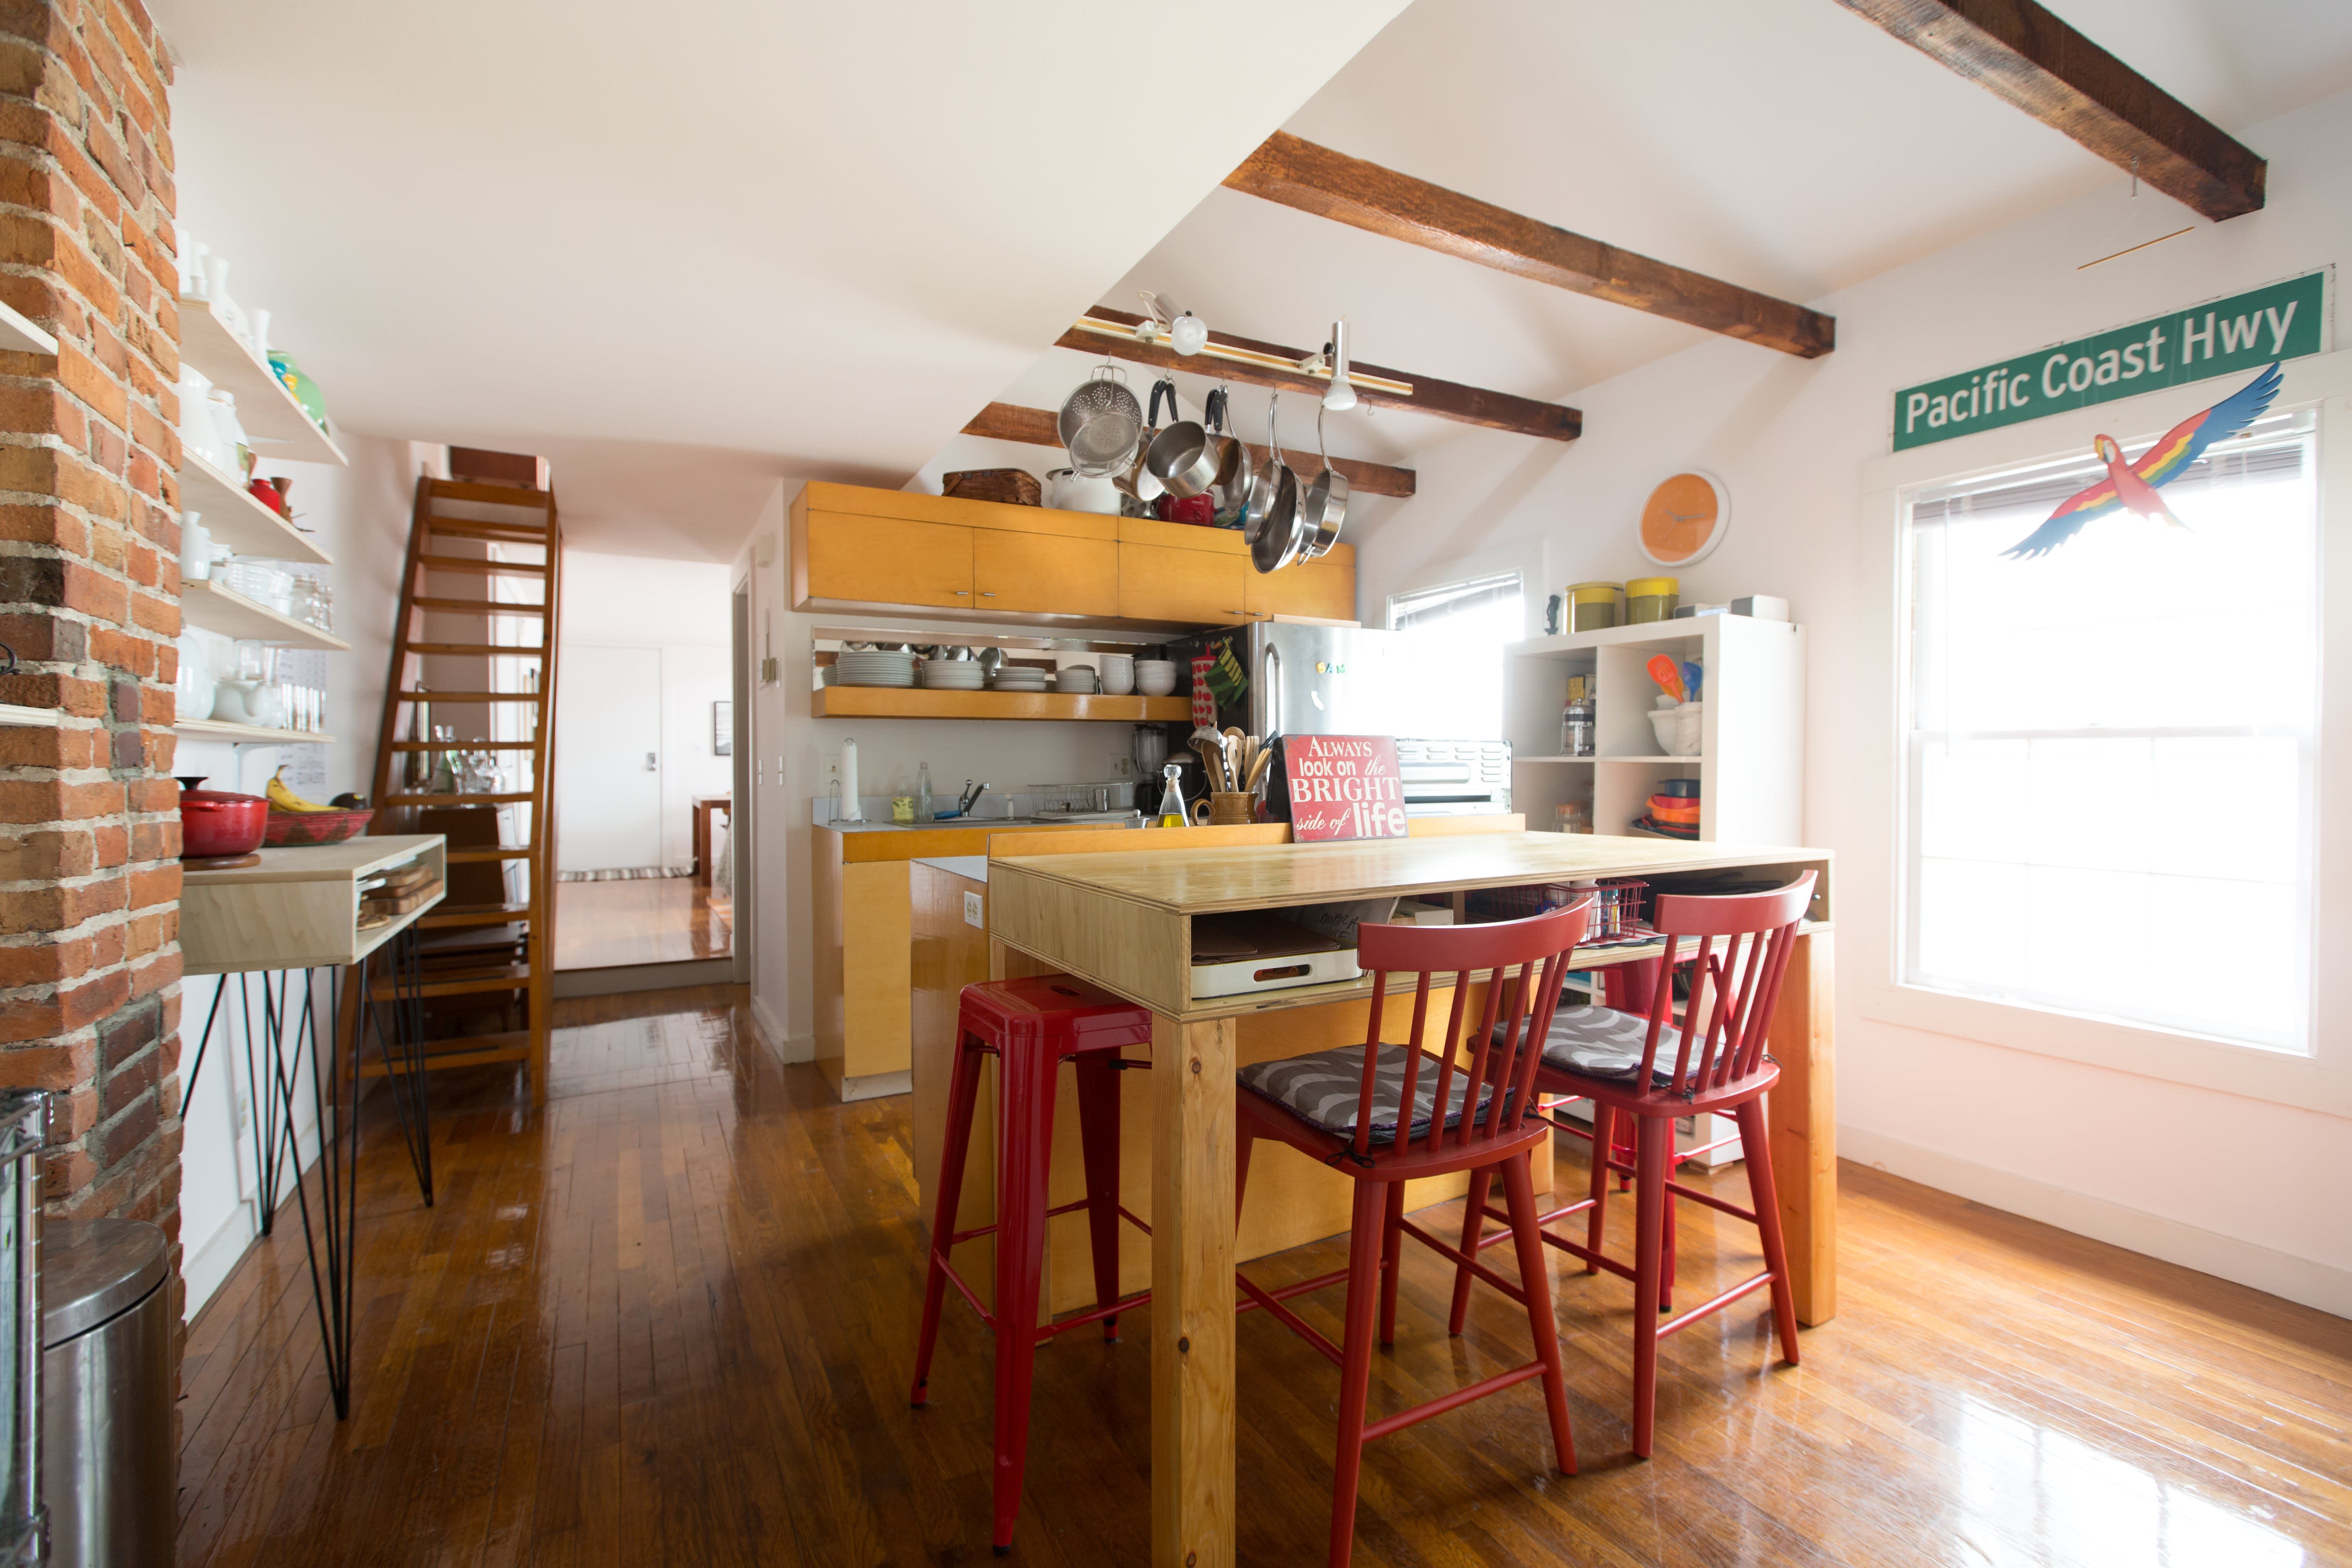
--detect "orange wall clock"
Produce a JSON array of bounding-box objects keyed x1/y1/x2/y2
[{"x1": 1637, "y1": 471, "x2": 1730, "y2": 567}]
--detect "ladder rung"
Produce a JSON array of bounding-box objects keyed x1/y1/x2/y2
[
  {"x1": 404, "y1": 643, "x2": 545, "y2": 657},
  {"x1": 419, "y1": 555, "x2": 549, "y2": 575},
  {"x1": 418, "y1": 903, "x2": 535, "y2": 928},
  {"x1": 372, "y1": 967, "x2": 532, "y2": 1000},
  {"x1": 393, "y1": 692, "x2": 545, "y2": 704},
  {"x1": 389, "y1": 741, "x2": 539, "y2": 752},
  {"x1": 360, "y1": 1036, "x2": 534, "y2": 1076},
  {"x1": 414, "y1": 597, "x2": 548, "y2": 616},
  {"x1": 428, "y1": 515, "x2": 549, "y2": 536},
  {"x1": 448, "y1": 847, "x2": 534, "y2": 862},
  {"x1": 428, "y1": 480, "x2": 552, "y2": 508},
  {"x1": 384, "y1": 792, "x2": 537, "y2": 806}
]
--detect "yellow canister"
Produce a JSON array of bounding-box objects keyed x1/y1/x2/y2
[
  {"x1": 1567, "y1": 581, "x2": 1622, "y2": 632},
  {"x1": 1625, "y1": 575, "x2": 1679, "y2": 624}
]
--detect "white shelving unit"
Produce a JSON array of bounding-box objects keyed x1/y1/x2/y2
[
  {"x1": 175, "y1": 717, "x2": 336, "y2": 746},
  {"x1": 181, "y1": 448, "x2": 331, "y2": 565},
  {"x1": 0, "y1": 299, "x2": 58, "y2": 356},
  {"x1": 176, "y1": 297, "x2": 346, "y2": 467},
  {"x1": 1503, "y1": 615, "x2": 1804, "y2": 842},
  {"x1": 0, "y1": 702, "x2": 64, "y2": 727},
  {"x1": 180, "y1": 579, "x2": 350, "y2": 651}
]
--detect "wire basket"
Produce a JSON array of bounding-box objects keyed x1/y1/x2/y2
[{"x1": 1465, "y1": 879, "x2": 1653, "y2": 944}]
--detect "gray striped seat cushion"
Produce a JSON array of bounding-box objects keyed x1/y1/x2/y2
[
  {"x1": 1238, "y1": 1044, "x2": 1494, "y2": 1145},
  {"x1": 1493, "y1": 1005, "x2": 1682, "y2": 1086}
]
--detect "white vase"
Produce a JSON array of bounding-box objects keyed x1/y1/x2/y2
[{"x1": 180, "y1": 512, "x2": 209, "y2": 581}]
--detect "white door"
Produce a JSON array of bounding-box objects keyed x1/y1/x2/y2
[{"x1": 555, "y1": 644, "x2": 663, "y2": 871}]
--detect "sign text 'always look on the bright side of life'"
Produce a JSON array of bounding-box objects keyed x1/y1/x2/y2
[{"x1": 1891, "y1": 270, "x2": 2328, "y2": 452}]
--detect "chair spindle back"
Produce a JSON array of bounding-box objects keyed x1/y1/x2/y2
[{"x1": 1633, "y1": 872, "x2": 1817, "y2": 1097}]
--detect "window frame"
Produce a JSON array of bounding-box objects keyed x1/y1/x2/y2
[
  {"x1": 1893, "y1": 413, "x2": 2321, "y2": 1055},
  {"x1": 1854, "y1": 347, "x2": 2352, "y2": 1119}
]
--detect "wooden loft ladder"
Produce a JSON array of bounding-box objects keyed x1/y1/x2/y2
[{"x1": 361, "y1": 474, "x2": 564, "y2": 1105}]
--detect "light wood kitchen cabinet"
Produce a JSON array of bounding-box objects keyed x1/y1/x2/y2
[
  {"x1": 801, "y1": 509, "x2": 975, "y2": 609},
  {"x1": 975, "y1": 528, "x2": 1119, "y2": 617},
  {"x1": 789, "y1": 480, "x2": 1353, "y2": 630},
  {"x1": 1118, "y1": 541, "x2": 1248, "y2": 626},
  {"x1": 1244, "y1": 546, "x2": 1356, "y2": 621}
]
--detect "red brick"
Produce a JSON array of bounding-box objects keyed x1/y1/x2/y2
[
  {"x1": 84, "y1": 624, "x2": 151, "y2": 676},
  {"x1": 123, "y1": 535, "x2": 154, "y2": 585},
  {"x1": 0, "y1": 1039, "x2": 96, "y2": 1091},
  {"x1": 0, "y1": 721, "x2": 97, "y2": 767},
  {"x1": 0, "y1": 611, "x2": 79, "y2": 661},
  {"x1": 100, "y1": 1046, "x2": 154, "y2": 1116},
  {"x1": 40, "y1": 1147, "x2": 95, "y2": 1202},
  {"x1": 0, "y1": 501, "x2": 89, "y2": 552},
  {"x1": 54, "y1": 450, "x2": 127, "y2": 524},
  {"x1": 125, "y1": 860, "x2": 173, "y2": 910},
  {"x1": 58, "y1": 968, "x2": 127, "y2": 1032},
  {"x1": 96, "y1": 1089, "x2": 154, "y2": 1168},
  {"x1": 125, "y1": 948, "x2": 173, "y2": 997},
  {"x1": 89, "y1": 921, "x2": 121, "y2": 971},
  {"x1": 121, "y1": 909, "x2": 163, "y2": 957},
  {"x1": 126, "y1": 775, "x2": 171, "y2": 812},
  {"x1": 85, "y1": 518, "x2": 123, "y2": 571},
  {"x1": 54, "y1": 341, "x2": 126, "y2": 432},
  {"x1": 0, "y1": 439, "x2": 58, "y2": 497},
  {"x1": 0, "y1": 934, "x2": 91, "y2": 987},
  {"x1": 91, "y1": 822, "x2": 125, "y2": 867},
  {"x1": 125, "y1": 586, "x2": 171, "y2": 635},
  {"x1": 0, "y1": 829, "x2": 89, "y2": 880},
  {"x1": 0, "y1": 777, "x2": 123, "y2": 823}
]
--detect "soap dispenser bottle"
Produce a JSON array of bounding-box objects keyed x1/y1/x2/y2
[{"x1": 915, "y1": 761, "x2": 934, "y2": 823}]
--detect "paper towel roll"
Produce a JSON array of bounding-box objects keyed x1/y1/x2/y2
[{"x1": 839, "y1": 737, "x2": 862, "y2": 821}]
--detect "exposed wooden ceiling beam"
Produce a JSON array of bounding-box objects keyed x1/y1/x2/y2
[
  {"x1": 1054, "y1": 307, "x2": 1580, "y2": 443},
  {"x1": 1223, "y1": 131, "x2": 1835, "y2": 360},
  {"x1": 960, "y1": 402, "x2": 1418, "y2": 499},
  {"x1": 1832, "y1": 0, "x2": 2264, "y2": 221}
]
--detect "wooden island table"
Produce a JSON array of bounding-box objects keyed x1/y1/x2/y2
[{"x1": 986, "y1": 830, "x2": 1834, "y2": 1567}]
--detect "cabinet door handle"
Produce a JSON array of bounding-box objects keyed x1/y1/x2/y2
[
  {"x1": 979, "y1": 591, "x2": 996, "y2": 598},
  {"x1": 951, "y1": 590, "x2": 971, "y2": 596}
]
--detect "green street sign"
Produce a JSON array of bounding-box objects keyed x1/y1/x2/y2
[{"x1": 1891, "y1": 269, "x2": 2329, "y2": 452}]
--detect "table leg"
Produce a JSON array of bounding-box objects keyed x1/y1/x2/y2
[
  {"x1": 1768, "y1": 930, "x2": 1835, "y2": 1325},
  {"x1": 1152, "y1": 1013, "x2": 1235, "y2": 1568}
]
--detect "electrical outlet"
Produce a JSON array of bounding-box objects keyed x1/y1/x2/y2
[{"x1": 962, "y1": 891, "x2": 984, "y2": 929}]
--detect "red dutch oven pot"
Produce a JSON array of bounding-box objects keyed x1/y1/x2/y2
[{"x1": 177, "y1": 776, "x2": 267, "y2": 858}]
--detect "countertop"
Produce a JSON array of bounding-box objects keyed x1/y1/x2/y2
[{"x1": 913, "y1": 855, "x2": 989, "y2": 882}]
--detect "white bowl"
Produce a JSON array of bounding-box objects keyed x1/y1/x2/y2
[
  {"x1": 1648, "y1": 709, "x2": 1680, "y2": 755},
  {"x1": 1136, "y1": 673, "x2": 1176, "y2": 698}
]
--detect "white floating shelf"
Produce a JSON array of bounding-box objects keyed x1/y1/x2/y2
[
  {"x1": 179, "y1": 579, "x2": 350, "y2": 650},
  {"x1": 176, "y1": 717, "x2": 336, "y2": 745},
  {"x1": 1512, "y1": 754, "x2": 1706, "y2": 764},
  {"x1": 176, "y1": 297, "x2": 347, "y2": 467},
  {"x1": 0, "y1": 702, "x2": 65, "y2": 727},
  {"x1": 180, "y1": 449, "x2": 331, "y2": 565},
  {"x1": 0, "y1": 299, "x2": 57, "y2": 356}
]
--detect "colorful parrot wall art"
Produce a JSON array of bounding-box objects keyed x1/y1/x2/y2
[{"x1": 2002, "y1": 361, "x2": 2283, "y2": 559}]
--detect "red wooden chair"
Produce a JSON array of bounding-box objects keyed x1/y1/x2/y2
[
  {"x1": 1445, "y1": 873, "x2": 1815, "y2": 1457},
  {"x1": 1233, "y1": 900, "x2": 1592, "y2": 1568},
  {"x1": 909, "y1": 974, "x2": 1153, "y2": 1554}
]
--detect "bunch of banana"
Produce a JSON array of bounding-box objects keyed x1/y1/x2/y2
[{"x1": 267, "y1": 768, "x2": 336, "y2": 814}]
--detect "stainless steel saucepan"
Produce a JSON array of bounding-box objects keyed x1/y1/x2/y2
[
  {"x1": 1245, "y1": 397, "x2": 1302, "y2": 573},
  {"x1": 1298, "y1": 404, "x2": 1349, "y2": 559}
]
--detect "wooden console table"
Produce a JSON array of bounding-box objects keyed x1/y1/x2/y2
[{"x1": 690, "y1": 794, "x2": 731, "y2": 885}]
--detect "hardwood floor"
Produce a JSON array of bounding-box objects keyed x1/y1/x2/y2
[
  {"x1": 552, "y1": 877, "x2": 731, "y2": 970},
  {"x1": 176, "y1": 987, "x2": 2352, "y2": 1567}
]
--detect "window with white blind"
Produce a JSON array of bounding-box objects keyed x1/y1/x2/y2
[
  {"x1": 1900, "y1": 412, "x2": 2319, "y2": 1052},
  {"x1": 1387, "y1": 572, "x2": 1523, "y2": 740}
]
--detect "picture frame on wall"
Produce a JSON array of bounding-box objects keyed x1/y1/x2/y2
[{"x1": 713, "y1": 700, "x2": 732, "y2": 756}]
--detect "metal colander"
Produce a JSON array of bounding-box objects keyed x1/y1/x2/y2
[{"x1": 1058, "y1": 363, "x2": 1143, "y2": 477}]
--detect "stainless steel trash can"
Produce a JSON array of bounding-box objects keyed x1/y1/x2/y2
[{"x1": 40, "y1": 1220, "x2": 171, "y2": 1568}]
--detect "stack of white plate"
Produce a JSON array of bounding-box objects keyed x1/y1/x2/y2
[
  {"x1": 993, "y1": 665, "x2": 1050, "y2": 691},
  {"x1": 920, "y1": 659, "x2": 984, "y2": 690},
  {"x1": 835, "y1": 649, "x2": 916, "y2": 687},
  {"x1": 1055, "y1": 664, "x2": 1099, "y2": 694}
]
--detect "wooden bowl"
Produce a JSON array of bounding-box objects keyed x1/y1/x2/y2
[{"x1": 263, "y1": 807, "x2": 374, "y2": 847}]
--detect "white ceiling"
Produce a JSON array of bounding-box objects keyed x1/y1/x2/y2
[
  {"x1": 149, "y1": 0, "x2": 1410, "y2": 558},
  {"x1": 154, "y1": 0, "x2": 2352, "y2": 559}
]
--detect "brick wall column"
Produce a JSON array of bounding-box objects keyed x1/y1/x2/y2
[{"x1": 0, "y1": 0, "x2": 184, "y2": 1309}]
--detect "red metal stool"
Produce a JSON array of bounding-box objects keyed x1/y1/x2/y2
[
  {"x1": 1233, "y1": 901, "x2": 1591, "y2": 1568},
  {"x1": 1446, "y1": 873, "x2": 1816, "y2": 1457},
  {"x1": 909, "y1": 974, "x2": 1154, "y2": 1554}
]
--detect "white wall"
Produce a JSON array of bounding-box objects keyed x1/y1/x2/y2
[
  {"x1": 175, "y1": 432, "x2": 430, "y2": 1315},
  {"x1": 729, "y1": 488, "x2": 1143, "y2": 1060},
  {"x1": 1350, "y1": 86, "x2": 2352, "y2": 1316},
  {"x1": 552, "y1": 551, "x2": 737, "y2": 871}
]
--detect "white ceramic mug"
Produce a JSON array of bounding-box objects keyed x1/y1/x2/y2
[{"x1": 1099, "y1": 653, "x2": 1135, "y2": 696}]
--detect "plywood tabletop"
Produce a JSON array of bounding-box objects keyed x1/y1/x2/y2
[
  {"x1": 182, "y1": 834, "x2": 443, "y2": 887},
  {"x1": 991, "y1": 831, "x2": 1829, "y2": 915}
]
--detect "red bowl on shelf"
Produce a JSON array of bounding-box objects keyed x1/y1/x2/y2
[
  {"x1": 263, "y1": 807, "x2": 374, "y2": 847},
  {"x1": 178, "y1": 780, "x2": 268, "y2": 858}
]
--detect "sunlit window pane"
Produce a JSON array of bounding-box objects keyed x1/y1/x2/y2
[{"x1": 1901, "y1": 416, "x2": 2317, "y2": 1053}]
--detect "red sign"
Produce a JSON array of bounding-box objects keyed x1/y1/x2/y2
[{"x1": 1282, "y1": 735, "x2": 1407, "y2": 842}]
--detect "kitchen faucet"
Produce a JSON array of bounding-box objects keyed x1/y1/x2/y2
[{"x1": 959, "y1": 780, "x2": 989, "y2": 817}]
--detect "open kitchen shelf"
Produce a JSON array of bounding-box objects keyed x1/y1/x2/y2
[
  {"x1": 0, "y1": 702, "x2": 64, "y2": 727},
  {"x1": 0, "y1": 298, "x2": 57, "y2": 356},
  {"x1": 1503, "y1": 615, "x2": 1802, "y2": 842},
  {"x1": 813, "y1": 687, "x2": 1189, "y2": 723},
  {"x1": 177, "y1": 297, "x2": 347, "y2": 467},
  {"x1": 181, "y1": 449, "x2": 331, "y2": 564},
  {"x1": 176, "y1": 717, "x2": 337, "y2": 746},
  {"x1": 180, "y1": 579, "x2": 351, "y2": 650}
]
